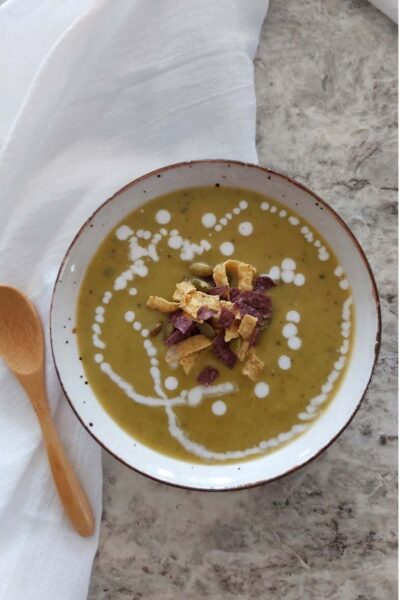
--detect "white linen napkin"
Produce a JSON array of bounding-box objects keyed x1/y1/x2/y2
[
  {"x1": 0, "y1": 1, "x2": 269, "y2": 599},
  {"x1": 369, "y1": 0, "x2": 398, "y2": 22}
]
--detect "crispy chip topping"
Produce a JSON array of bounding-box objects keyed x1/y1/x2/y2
[{"x1": 147, "y1": 258, "x2": 273, "y2": 380}]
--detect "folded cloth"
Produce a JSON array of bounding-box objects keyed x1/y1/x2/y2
[
  {"x1": 0, "y1": 1, "x2": 269, "y2": 599},
  {"x1": 369, "y1": 0, "x2": 398, "y2": 22}
]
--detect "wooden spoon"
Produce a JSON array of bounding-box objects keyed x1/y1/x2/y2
[{"x1": 0, "y1": 285, "x2": 94, "y2": 537}]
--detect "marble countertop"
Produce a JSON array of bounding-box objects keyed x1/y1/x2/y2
[{"x1": 88, "y1": 1, "x2": 397, "y2": 598}]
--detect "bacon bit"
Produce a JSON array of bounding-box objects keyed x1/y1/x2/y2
[
  {"x1": 147, "y1": 296, "x2": 179, "y2": 313},
  {"x1": 238, "y1": 314, "x2": 258, "y2": 339},
  {"x1": 218, "y1": 306, "x2": 234, "y2": 328},
  {"x1": 197, "y1": 306, "x2": 216, "y2": 321},
  {"x1": 169, "y1": 311, "x2": 195, "y2": 334},
  {"x1": 248, "y1": 325, "x2": 262, "y2": 347},
  {"x1": 197, "y1": 366, "x2": 219, "y2": 386},
  {"x1": 207, "y1": 286, "x2": 230, "y2": 299},
  {"x1": 242, "y1": 351, "x2": 265, "y2": 380},
  {"x1": 254, "y1": 275, "x2": 276, "y2": 292},
  {"x1": 212, "y1": 331, "x2": 237, "y2": 369},
  {"x1": 165, "y1": 323, "x2": 197, "y2": 346}
]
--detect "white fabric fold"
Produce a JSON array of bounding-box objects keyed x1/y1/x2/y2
[
  {"x1": 0, "y1": 1, "x2": 268, "y2": 599},
  {"x1": 369, "y1": 0, "x2": 398, "y2": 23}
]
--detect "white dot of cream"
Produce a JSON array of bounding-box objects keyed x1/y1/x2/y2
[
  {"x1": 294, "y1": 273, "x2": 306, "y2": 286},
  {"x1": 155, "y1": 209, "x2": 171, "y2": 225},
  {"x1": 254, "y1": 382, "x2": 270, "y2": 398},
  {"x1": 339, "y1": 279, "x2": 349, "y2": 290},
  {"x1": 188, "y1": 387, "x2": 203, "y2": 406},
  {"x1": 283, "y1": 323, "x2": 297, "y2": 338},
  {"x1": 220, "y1": 217, "x2": 228, "y2": 226},
  {"x1": 141, "y1": 329, "x2": 149, "y2": 338},
  {"x1": 282, "y1": 258, "x2": 296, "y2": 271},
  {"x1": 168, "y1": 235, "x2": 183, "y2": 249},
  {"x1": 133, "y1": 321, "x2": 142, "y2": 331},
  {"x1": 165, "y1": 376, "x2": 178, "y2": 391},
  {"x1": 279, "y1": 210, "x2": 287, "y2": 218},
  {"x1": 261, "y1": 202, "x2": 270, "y2": 211},
  {"x1": 281, "y1": 269, "x2": 295, "y2": 283},
  {"x1": 288, "y1": 216, "x2": 300, "y2": 226},
  {"x1": 212, "y1": 400, "x2": 227, "y2": 416},
  {"x1": 215, "y1": 224, "x2": 222, "y2": 232},
  {"x1": 286, "y1": 310, "x2": 300, "y2": 323},
  {"x1": 129, "y1": 287, "x2": 137, "y2": 296},
  {"x1": 238, "y1": 221, "x2": 253, "y2": 236},
  {"x1": 233, "y1": 207, "x2": 241, "y2": 215},
  {"x1": 270, "y1": 206, "x2": 277, "y2": 213},
  {"x1": 94, "y1": 354, "x2": 103, "y2": 363},
  {"x1": 151, "y1": 358, "x2": 159, "y2": 366},
  {"x1": 334, "y1": 266, "x2": 344, "y2": 277},
  {"x1": 288, "y1": 336, "x2": 302, "y2": 350},
  {"x1": 269, "y1": 266, "x2": 280, "y2": 281},
  {"x1": 278, "y1": 355, "x2": 291, "y2": 370},
  {"x1": 116, "y1": 225, "x2": 133, "y2": 241},
  {"x1": 239, "y1": 200, "x2": 248, "y2": 210},
  {"x1": 124, "y1": 311, "x2": 135, "y2": 323},
  {"x1": 202, "y1": 213, "x2": 217, "y2": 228},
  {"x1": 220, "y1": 241, "x2": 235, "y2": 256}
]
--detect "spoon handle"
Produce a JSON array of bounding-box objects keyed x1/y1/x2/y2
[
  {"x1": 17, "y1": 372, "x2": 95, "y2": 537},
  {"x1": 40, "y1": 413, "x2": 95, "y2": 537}
]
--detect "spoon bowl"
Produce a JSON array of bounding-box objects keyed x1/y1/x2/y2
[{"x1": 0, "y1": 286, "x2": 43, "y2": 374}]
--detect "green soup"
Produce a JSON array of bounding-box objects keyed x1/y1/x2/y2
[{"x1": 77, "y1": 186, "x2": 353, "y2": 463}]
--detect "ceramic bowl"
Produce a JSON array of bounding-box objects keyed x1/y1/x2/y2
[{"x1": 50, "y1": 160, "x2": 381, "y2": 490}]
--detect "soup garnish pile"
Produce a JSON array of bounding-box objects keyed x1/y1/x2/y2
[
  {"x1": 77, "y1": 186, "x2": 353, "y2": 463},
  {"x1": 146, "y1": 259, "x2": 275, "y2": 383}
]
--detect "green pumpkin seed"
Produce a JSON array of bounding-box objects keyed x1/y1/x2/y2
[
  {"x1": 188, "y1": 262, "x2": 213, "y2": 277},
  {"x1": 190, "y1": 277, "x2": 211, "y2": 292},
  {"x1": 162, "y1": 321, "x2": 174, "y2": 340},
  {"x1": 149, "y1": 322, "x2": 163, "y2": 337},
  {"x1": 230, "y1": 337, "x2": 241, "y2": 353},
  {"x1": 198, "y1": 322, "x2": 216, "y2": 339}
]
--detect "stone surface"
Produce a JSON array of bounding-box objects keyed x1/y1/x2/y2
[{"x1": 88, "y1": 1, "x2": 397, "y2": 598}]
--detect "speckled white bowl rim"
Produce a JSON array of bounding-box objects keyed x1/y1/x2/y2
[{"x1": 50, "y1": 160, "x2": 381, "y2": 491}]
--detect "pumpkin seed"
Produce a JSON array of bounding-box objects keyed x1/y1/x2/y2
[
  {"x1": 188, "y1": 262, "x2": 213, "y2": 277},
  {"x1": 230, "y1": 337, "x2": 241, "y2": 353},
  {"x1": 162, "y1": 321, "x2": 174, "y2": 340},
  {"x1": 149, "y1": 321, "x2": 163, "y2": 337},
  {"x1": 190, "y1": 277, "x2": 211, "y2": 292},
  {"x1": 198, "y1": 322, "x2": 216, "y2": 339}
]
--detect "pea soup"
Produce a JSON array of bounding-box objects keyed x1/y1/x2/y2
[{"x1": 77, "y1": 187, "x2": 353, "y2": 463}]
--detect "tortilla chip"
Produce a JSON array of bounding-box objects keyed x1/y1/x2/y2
[
  {"x1": 220, "y1": 300, "x2": 235, "y2": 312},
  {"x1": 236, "y1": 339, "x2": 250, "y2": 362},
  {"x1": 172, "y1": 281, "x2": 196, "y2": 301},
  {"x1": 238, "y1": 314, "x2": 258, "y2": 339},
  {"x1": 147, "y1": 295, "x2": 179, "y2": 313},
  {"x1": 180, "y1": 291, "x2": 221, "y2": 321},
  {"x1": 237, "y1": 262, "x2": 256, "y2": 291},
  {"x1": 179, "y1": 353, "x2": 199, "y2": 374},
  {"x1": 213, "y1": 262, "x2": 229, "y2": 287},
  {"x1": 224, "y1": 321, "x2": 240, "y2": 342},
  {"x1": 242, "y1": 351, "x2": 265, "y2": 380},
  {"x1": 212, "y1": 260, "x2": 255, "y2": 291},
  {"x1": 165, "y1": 334, "x2": 212, "y2": 364}
]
